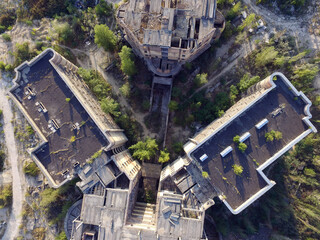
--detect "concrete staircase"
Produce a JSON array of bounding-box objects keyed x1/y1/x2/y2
[{"x1": 126, "y1": 202, "x2": 156, "y2": 231}]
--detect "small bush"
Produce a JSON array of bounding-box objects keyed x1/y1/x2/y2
[
  {"x1": 233, "y1": 135, "x2": 240, "y2": 143},
  {"x1": 1, "y1": 33, "x2": 11, "y2": 42},
  {"x1": 158, "y1": 150, "x2": 170, "y2": 163},
  {"x1": 0, "y1": 184, "x2": 12, "y2": 208},
  {"x1": 265, "y1": 130, "x2": 282, "y2": 142},
  {"x1": 55, "y1": 231, "x2": 67, "y2": 240},
  {"x1": 238, "y1": 142, "x2": 247, "y2": 153},
  {"x1": 194, "y1": 73, "x2": 208, "y2": 88},
  {"x1": 232, "y1": 164, "x2": 243, "y2": 176},
  {"x1": 26, "y1": 125, "x2": 34, "y2": 136},
  {"x1": 202, "y1": 171, "x2": 209, "y2": 179}
]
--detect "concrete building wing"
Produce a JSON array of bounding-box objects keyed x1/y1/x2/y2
[
  {"x1": 184, "y1": 72, "x2": 317, "y2": 214},
  {"x1": 9, "y1": 49, "x2": 128, "y2": 188}
]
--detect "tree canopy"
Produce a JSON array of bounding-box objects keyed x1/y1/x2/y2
[
  {"x1": 158, "y1": 150, "x2": 170, "y2": 163},
  {"x1": 119, "y1": 46, "x2": 137, "y2": 76},
  {"x1": 129, "y1": 138, "x2": 158, "y2": 162},
  {"x1": 100, "y1": 97, "x2": 120, "y2": 117},
  {"x1": 94, "y1": 24, "x2": 117, "y2": 51}
]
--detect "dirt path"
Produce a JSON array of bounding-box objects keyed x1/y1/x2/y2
[{"x1": 0, "y1": 80, "x2": 24, "y2": 240}]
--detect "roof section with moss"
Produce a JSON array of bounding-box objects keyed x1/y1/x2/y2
[
  {"x1": 9, "y1": 49, "x2": 126, "y2": 188},
  {"x1": 185, "y1": 73, "x2": 317, "y2": 214}
]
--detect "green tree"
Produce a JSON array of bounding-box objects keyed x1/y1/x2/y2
[
  {"x1": 158, "y1": 150, "x2": 170, "y2": 163},
  {"x1": 119, "y1": 46, "x2": 136, "y2": 76},
  {"x1": 232, "y1": 164, "x2": 243, "y2": 176},
  {"x1": 238, "y1": 142, "x2": 247, "y2": 153},
  {"x1": 94, "y1": 24, "x2": 117, "y2": 51},
  {"x1": 129, "y1": 138, "x2": 158, "y2": 161},
  {"x1": 100, "y1": 97, "x2": 120, "y2": 117},
  {"x1": 194, "y1": 73, "x2": 208, "y2": 88}
]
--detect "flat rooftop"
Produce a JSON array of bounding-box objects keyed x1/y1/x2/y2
[
  {"x1": 11, "y1": 52, "x2": 108, "y2": 185},
  {"x1": 190, "y1": 76, "x2": 310, "y2": 209}
]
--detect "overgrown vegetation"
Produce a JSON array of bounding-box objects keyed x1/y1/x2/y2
[
  {"x1": 23, "y1": 161, "x2": 40, "y2": 177},
  {"x1": 232, "y1": 164, "x2": 243, "y2": 176},
  {"x1": 39, "y1": 178, "x2": 80, "y2": 227},
  {"x1": 77, "y1": 67, "x2": 141, "y2": 145},
  {"x1": 0, "y1": 184, "x2": 12, "y2": 208}
]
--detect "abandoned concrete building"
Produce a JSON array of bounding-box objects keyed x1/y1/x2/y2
[
  {"x1": 10, "y1": 49, "x2": 316, "y2": 239},
  {"x1": 10, "y1": 48, "x2": 129, "y2": 188},
  {"x1": 117, "y1": 0, "x2": 225, "y2": 76}
]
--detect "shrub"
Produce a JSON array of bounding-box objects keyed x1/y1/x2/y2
[
  {"x1": 89, "y1": 149, "x2": 103, "y2": 163},
  {"x1": 14, "y1": 42, "x2": 32, "y2": 66},
  {"x1": 232, "y1": 164, "x2": 243, "y2": 176},
  {"x1": 26, "y1": 125, "x2": 34, "y2": 135},
  {"x1": 255, "y1": 46, "x2": 278, "y2": 67},
  {"x1": 238, "y1": 142, "x2": 247, "y2": 153},
  {"x1": 5, "y1": 64, "x2": 14, "y2": 72},
  {"x1": 120, "y1": 82, "x2": 130, "y2": 97},
  {"x1": 0, "y1": 61, "x2": 5, "y2": 70},
  {"x1": 65, "y1": 98, "x2": 71, "y2": 102},
  {"x1": 158, "y1": 150, "x2": 170, "y2": 163},
  {"x1": 39, "y1": 188, "x2": 60, "y2": 212},
  {"x1": 70, "y1": 136, "x2": 76, "y2": 143},
  {"x1": 55, "y1": 231, "x2": 67, "y2": 240},
  {"x1": 1, "y1": 33, "x2": 11, "y2": 42},
  {"x1": 52, "y1": 20, "x2": 73, "y2": 44},
  {"x1": 304, "y1": 168, "x2": 316, "y2": 177},
  {"x1": 169, "y1": 101, "x2": 179, "y2": 111},
  {"x1": 202, "y1": 171, "x2": 209, "y2": 179},
  {"x1": 0, "y1": 184, "x2": 12, "y2": 208},
  {"x1": 265, "y1": 130, "x2": 282, "y2": 142},
  {"x1": 0, "y1": 150, "x2": 5, "y2": 172},
  {"x1": 194, "y1": 73, "x2": 208, "y2": 88},
  {"x1": 23, "y1": 161, "x2": 40, "y2": 177},
  {"x1": 233, "y1": 135, "x2": 240, "y2": 143}
]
